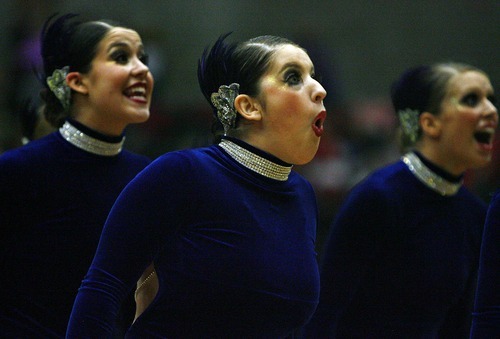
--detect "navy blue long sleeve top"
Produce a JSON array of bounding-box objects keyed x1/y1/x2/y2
[
  {"x1": 303, "y1": 153, "x2": 487, "y2": 338},
  {"x1": 471, "y1": 189, "x2": 500, "y2": 338},
  {"x1": 66, "y1": 139, "x2": 320, "y2": 338},
  {"x1": 0, "y1": 124, "x2": 150, "y2": 337}
]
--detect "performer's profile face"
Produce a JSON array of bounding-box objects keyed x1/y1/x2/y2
[
  {"x1": 435, "y1": 70, "x2": 497, "y2": 172},
  {"x1": 252, "y1": 44, "x2": 327, "y2": 165},
  {"x1": 77, "y1": 27, "x2": 154, "y2": 135}
]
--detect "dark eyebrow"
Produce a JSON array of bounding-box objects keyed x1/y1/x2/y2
[
  {"x1": 460, "y1": 86, "x2": 494, "y2": 97},
  {"x1": 279, "y1": 62, "x2": 315, "y2": 75},
  {"x1": 107, "y1": 42, "x2": 144, "y2": 53},
  {"x1": 107, "y1": 42, "x2": 128, "y2": 52}
]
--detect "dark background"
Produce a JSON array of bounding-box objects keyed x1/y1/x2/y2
[{"x1": 1, "y1": 0, "x2": 498, "y2": 252}]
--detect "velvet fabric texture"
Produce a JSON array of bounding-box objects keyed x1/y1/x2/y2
[
  {"x1": 66, "y1": 141, "x2": 320, "y2": 338},
  {"x1": 303, "y1": 153, "x2": 487, "y2": 338},
  {"x1": 0, "y1": 128, "x2": 150, "y2": 337},
  {"x1": 471, "y1": 189, "x2": 500, "y2": 338}
]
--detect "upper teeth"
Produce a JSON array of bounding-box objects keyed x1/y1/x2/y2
[{"x1": 128, "y1": 87, "x2": 145, "y2": 96}]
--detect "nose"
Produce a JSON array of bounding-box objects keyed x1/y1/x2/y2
[
  {"x1": 311, "y1": 78, "x2": 327, "y2": 103},
  {"x1": 132, "y1": 57, "x2": 150, "y2": 78},
  {"x1": 484, "y1": 98, "x2": 498, "y2": 122}
]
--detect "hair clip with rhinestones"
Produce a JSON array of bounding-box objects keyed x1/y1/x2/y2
[
  {"x1": 211, "y1": 83, "x2": 240, "y2": 135},
  {"x1": 46, "y1": 66, "x2": 71, "y2": 110},
  {"x1": 398, "y1": 108, "x2": 420, "y2": 143}
]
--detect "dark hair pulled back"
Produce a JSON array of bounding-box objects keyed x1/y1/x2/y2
[
  {"x1": 39, "y1": 13, "x2": 115, "y2": 127},
  {"x1": 391, "y1": 62, "x2": 483, "y2": 147},
  {"x1": 197, "y1": 33, "x2": 300, "y2": 138}
]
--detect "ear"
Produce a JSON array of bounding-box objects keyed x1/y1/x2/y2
[
  {"x1": 419, "y1": 112, "x2": 441, "y2": 138},
  {"x1": 234, "y1": 94, "x2": 262, "y2": 121},
  {"x1": 66, "y1": 72, "x2": 88, "y2": 95}
]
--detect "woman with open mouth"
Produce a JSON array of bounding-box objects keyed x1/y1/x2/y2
[
  {"x1": 304, "y1": 62, "x2": 497, "y2": 338},
  {"x1": 67, "y1": 33, "x2": 327, "y2": 337}
]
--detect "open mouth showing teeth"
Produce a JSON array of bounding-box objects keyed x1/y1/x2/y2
[
  {"x1": 124, "y1": 86, "x2": 146, "y2": 98},
  {"x1": 474, "y1": 131, "x2": 492, "y2": 144}
]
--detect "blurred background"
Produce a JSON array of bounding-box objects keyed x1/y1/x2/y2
[{"x1": 1, "y1": 0, "x2": 498, "y2": 252}]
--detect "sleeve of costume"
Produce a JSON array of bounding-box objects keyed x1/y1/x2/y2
[
  {"x1": 440, "y1": 196, "x2": 487, "y2": 338},
  {"x1": 0, "y1": 157, "x2": 11, "y2": 241},
  {"x1": 302, "y1": 182, "x2": 389, "y2": 337},
  {"x1": 0, "y1": 152, "x2": 36, "y2": 248},
  {"x1": 439, "y1": 270, "x2": 477, "y2": 337},
  {"x1": 66, "y1": 154, "x2": 190, "y2": 337},
  {"x1": 0, "y1": 154, "x2": 21, "y2": 239},
  {"x1": 470, "y1": 190, "x2": 500, "y2": 338}
]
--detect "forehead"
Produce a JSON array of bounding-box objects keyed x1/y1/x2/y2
[
  {"x1": 446, "y1": 71, "x2": 493, "y2": 96},
  {"x1": 266, "y1": 44, "x2": 313, "y2": 72},
  {"x1": 98, "y1": 27, "x2": 143, "y2": 50}
]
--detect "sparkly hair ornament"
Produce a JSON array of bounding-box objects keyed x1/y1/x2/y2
[
  {"x1": 397, "y1": 108, "x2": 420, "y2": 143},
  {"x1": 46, "y1": 66, "x2": 71, "y2": 110},
  {"x1": 211, "y1": 83, "x2": 240, "y2": 135}
]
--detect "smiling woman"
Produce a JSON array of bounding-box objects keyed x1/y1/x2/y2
[
  {"x1": 66, "y1": 33, "x2": 328, "y2": 337},
  {"x1": 0, "y1": 13, "x2": 153, "y2": 337},
  {"x1": 66, "y1": 27, "x2": 153, "y2": 135}
]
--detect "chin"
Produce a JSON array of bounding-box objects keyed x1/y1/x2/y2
[
  {"x1": 468, "y1": 154, "x2": 492, "y2": 170},
  {"x1": 477, "y1": 156, "x2": 493, "y2": 168},
  {"x1": 131, "y1": 111, "x2": 151, "y2": 124},
  {"x1": 293, "y1": 152, "x2": 317, "y2": 166}
]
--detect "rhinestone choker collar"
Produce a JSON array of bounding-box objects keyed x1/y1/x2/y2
[
  {"x1": 219, "y1": 139, "x2": 292, "y2": 181},
  {"x1": 402, "y1": 152, "x2": 462, "y2": 196},
  {"x1": 59, "y1": 121, "x2": 125, "y2": 156}
]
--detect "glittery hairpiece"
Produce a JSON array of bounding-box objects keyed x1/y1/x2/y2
[
  {"x1": 398, "y1": 108, "x2": 420, "y2": 143},
  {"x1": 211, "y1": 83, "x2": 240, "y2": 135},
  {"x1": 46, "y1": 66, "x2": 71, "y2": 110}
]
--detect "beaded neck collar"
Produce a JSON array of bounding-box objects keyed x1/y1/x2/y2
[
  {"x1": 59, "y1": 121, "x2": 125, "y2": 156},
  {"x1": 402, "y1": 152, "x2": 462, "y2": 196},
  {"x1": 218, "y1": 138, "x2": 292, "y2": 181}
]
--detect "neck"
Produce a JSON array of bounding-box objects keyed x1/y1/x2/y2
[
  {"x1": 219, "y1": 137, "x2": 292, "y2": 181},
  {"x1": 416, "y1": 145, "x2": 465, "y2": 177},
  {"x1": 413, "y1": 151, "x2": 463, "y2": 183},
  {"x1": 402, "y1": 151, "x2": 463, "y2": 196},
  {"x1": 71, "y1": 109, "x2": 125, "y2": 137},
  {"x1": 68, "y1": 118, "x2": 124, "y2": 143},
  {"x1": 59, "y1": 120, "x2": 125, "y2": 156}
]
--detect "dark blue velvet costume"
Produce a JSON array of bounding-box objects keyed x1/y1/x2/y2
[
  {"x1": 303, "y1": 152, "x2": 487, "y2": 338},
  {"x1": 471, "y1": 189, "x2": 500, "y2": 338},
  {"x1": 66, "y1": 138, "x2": 320, "y2": 338},
  {"x1": 0, "y1": 121, "x2": 150, "y2": 337}
]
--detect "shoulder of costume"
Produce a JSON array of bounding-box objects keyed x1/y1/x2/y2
[
  {"x1": 118, "y1": 149, "x2": 151, "y2": 165},
  {"x1": 0, "y1": 132, "x2": 60, "y2": 164}
]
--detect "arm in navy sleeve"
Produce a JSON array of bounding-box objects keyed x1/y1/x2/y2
[
  {"x1": 66, "y1": 154, "x2": 190, "y2": 337},
  {"x1": 302, "y1": 184, "x2": 389, "y2": 337},
  {"x1": 471, "y1": 190, "x2": 500, "y2": 338}
]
